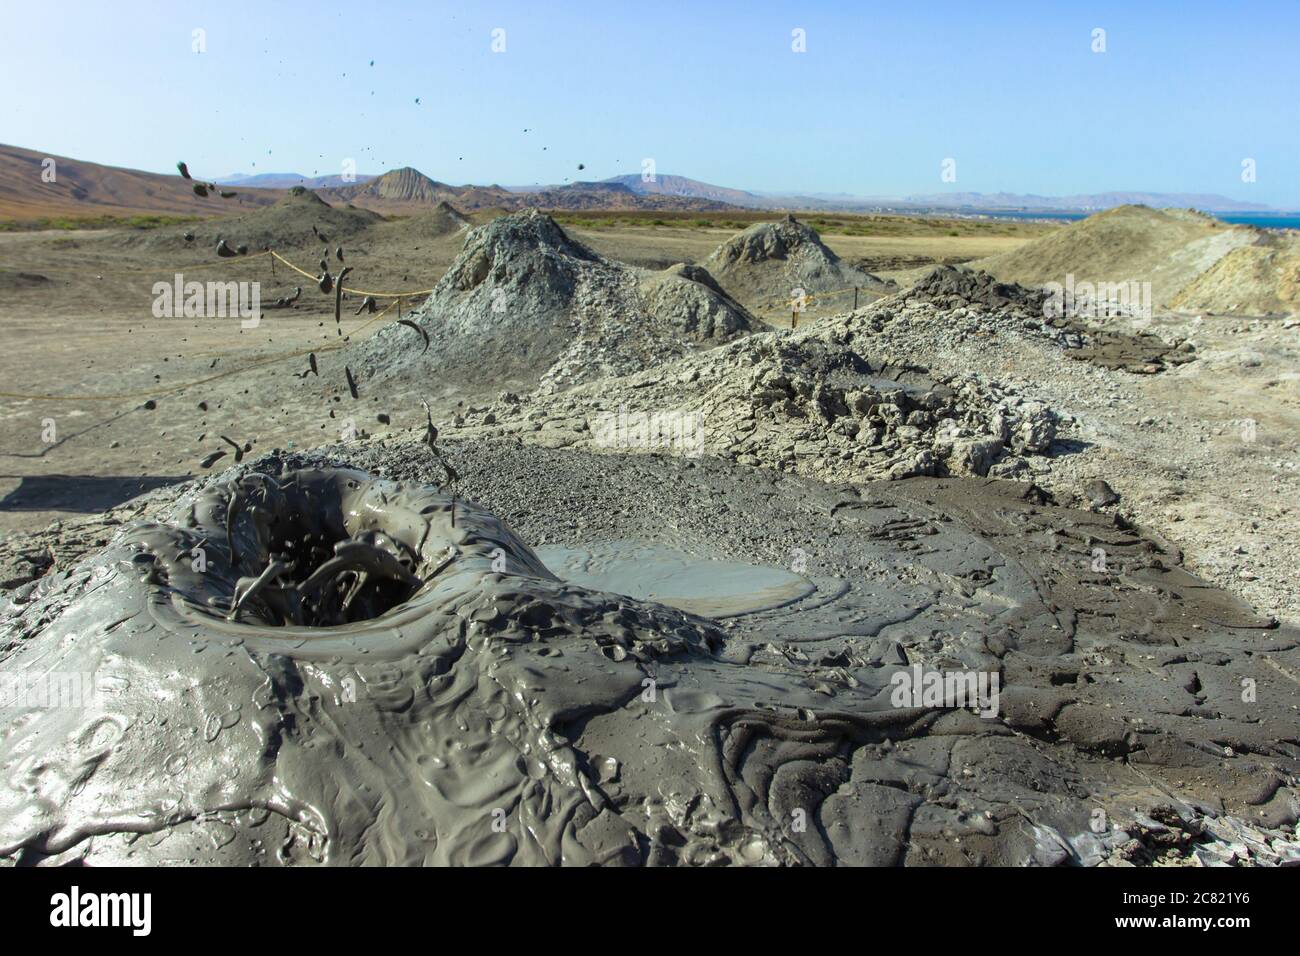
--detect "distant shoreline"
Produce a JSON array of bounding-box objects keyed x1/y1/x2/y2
[{"x1": 935, "y1": 209, "x2": 1300, "y2": 230}]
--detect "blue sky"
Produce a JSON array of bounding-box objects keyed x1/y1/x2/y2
[{"x1": 3, "y1": 0, "x2": 1297, "y2": 205}]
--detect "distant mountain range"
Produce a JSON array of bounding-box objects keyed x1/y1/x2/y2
[
  {"x1": 547, "y1": 175, "x2": 1276, "y2": 213},
  {"x1": 0, "y1": 143, "x2": 1285, "y2": 223},
  {"x1": 318, "y1": 168, "x2": 737, "y2": 212},
  {"x1": 601, "y1": 174, "x2": 761, "y2": 207},
  {"x1": 218, "y1": 171, "x2": 378, "y2": 189}
]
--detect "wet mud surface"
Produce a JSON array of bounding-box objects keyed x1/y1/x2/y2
[{"x1": 1, "y1": 441, "x2": 1296, "y2": 865}]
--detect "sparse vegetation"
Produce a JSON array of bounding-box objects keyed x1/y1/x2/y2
[
  {"x1": 547, "y1": 207, "x2": 1055, "y2": 240},
  {"x1": 0, "y1": 214, "x2": 202, "y2": 232}
]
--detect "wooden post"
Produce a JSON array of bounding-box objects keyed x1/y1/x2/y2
[{"x1": 853, "y1": 286, "x2": 858, "y2": 310}]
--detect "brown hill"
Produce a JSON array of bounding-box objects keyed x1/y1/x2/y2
[
  {"x1": 0, "y1": 143, "x2": 282, "y2": 222},
  {"x1": 320, "y1": 167, "x2": 516, "y2": 213}
]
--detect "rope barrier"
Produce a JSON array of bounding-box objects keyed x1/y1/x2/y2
[
  {"x1": 5, "y1": 248, "x2": 436, "y2": 298},
  {"x1": 268, "y1": 251, "x2": 436, "y2": 298}
]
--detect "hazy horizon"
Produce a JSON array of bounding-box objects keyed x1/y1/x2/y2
[{"x1": 3, "y1": 0, "x2": 1298, "y2": 205}]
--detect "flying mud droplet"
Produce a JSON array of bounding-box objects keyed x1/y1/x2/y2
[
  {"x1": 220, "y1": 435, "x2": 245, "y2": 463},
  {"x1": 334, "y1": 266, "x2": 352, "y2": 326},
  {"x1": 396, "y1": 319, "x2": 429, "y2": 353},
  {"x1": 422, "y1": 400, "x2": 459, "y2": 527},
  {"x1": 345, "y1": 366, "x2": 359, "y2": 399}
]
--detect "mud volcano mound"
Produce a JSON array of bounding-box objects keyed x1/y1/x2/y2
[
  {"x1": 705, "y1": 214, "x2": 894, "y2": 322},
  {"x1": 3, "y1": 449, "x2": 1297, "y2": 866},
  {"x1": 0, "y1": 457, "x2": 731, "y2": 865},
  {"x1": 353, "y1": 209, "x2": 756, "y2": 393},
  {"x1": 904, "y1": 263, "x2": 1048, "y2": 311},
  {"x1": 899, "y1": 265, "x2": 1197, "y2": 374},
  {"x1": 636, "y1": 262, "x2": 755, "y2": 340},
  {"x1": 0, "y1": 270, "x2": 51, "y2": 292},
  {"x1": 126, "y1": 187, "x2": 383, "y2": 254}
]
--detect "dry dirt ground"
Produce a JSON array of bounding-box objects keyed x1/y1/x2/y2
[
  {"x1": 0, "y1": 213, "x2": 1043, "y2": 530},
  {"x1": 0, "y1": 211, "x2": 476, "y2": 534}
]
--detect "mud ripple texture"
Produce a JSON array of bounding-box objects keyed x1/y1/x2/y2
[{"x1": 2, "y1": 448, "x2": 1297, "y2": 866}]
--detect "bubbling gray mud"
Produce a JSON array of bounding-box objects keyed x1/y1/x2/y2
[
  {"x1": 536, "y1": 542, "x2": 815, "y2": 618},
  {"x1": 2, "y1": 451, "x2": 1298, "y2": 866}
]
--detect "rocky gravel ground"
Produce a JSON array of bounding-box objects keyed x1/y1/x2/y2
[{"x1": 428, "y1": 266, "x2": 1297, "y2": 625}]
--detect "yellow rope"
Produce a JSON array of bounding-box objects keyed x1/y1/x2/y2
[
  {"x1": 5, "y1": 248, "x2": 436, "y2": 298},
  {"x1": 269, "y1": 251, "x2": 436, "y2": 297}
]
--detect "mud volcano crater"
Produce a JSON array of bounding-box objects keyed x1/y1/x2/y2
[
  {"x1": 120, "y1": 464, "x2": 571, "y2": 655},
  {"x1": 202, "y1": 469, "x2": 444, "y2": 627}
]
